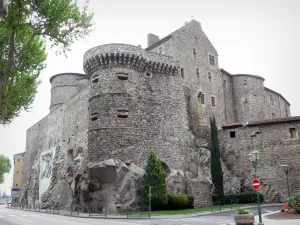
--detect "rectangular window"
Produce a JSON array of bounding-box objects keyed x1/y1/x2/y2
[
  {"x1": 290, "y1": 128, "x2": 297, "y2": 139},
  {"x1": 244, "y1": 101, "x2": 249, "y2": 111},
  {"x1": 118, "y1": 110, "x2": 129, "y2": 118},
  {"x1": 223, "y1": 79, "x2": 227, "y2": 88},
  {"x1": 181, "y1": 68, "x2": 184, "y2": 79},
  {"x1": 17, "y1": 171, "x2": 19, "y2": 174},
  {"x1": 196, "y1": 68, "x2": 199, "y2": 78},
  {"x1": 209, "y1": 55, "x2": 215, "y2": 66},
  {"x1": 116, "y1": 72, "x2": 129, "y2": 80},
  {"x1": 198, "y1": 92, "x2": 205, "y2": 104},
  {"x1": 243, "y1": 80, "x2": 248, "y2": 88},
  {"x1": 16, "y1": 184, "x2": 18, "y2": 187},
  {"x1": 208, "y1": 72, "x2": 212, "y2": 82},
  {"x1": 193, "y1": 48, "x2": 196, "y2": 57},
  {"x1": 270, "y1": 95, "x2": 274, "y2": 105},
  {"x1": 18, "y1": 159, "x2": 20, "y2": 162},
  {"x1": 230, "y1": 131, "x2": 236, "y2": 138},
  {"x1": 211, "y1": 96, "x2": 216, "y2": 107}
]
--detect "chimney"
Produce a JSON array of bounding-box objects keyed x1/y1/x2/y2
[{"x1": 147, "y1": 33, "x2": 159, "y2": 47}]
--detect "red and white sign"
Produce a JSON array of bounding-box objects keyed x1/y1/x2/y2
[{"x1": 252, "y1": 179, "x2": 260, "y2": 190}]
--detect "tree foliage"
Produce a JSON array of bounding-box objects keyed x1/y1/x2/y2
[
  {"x1": 141, "y1": 148, "x2": 168, "y2": 209},
  {"x1": 0, "y1": 154, "x2": 11, "y2": 184},
  {"x1": 210, "y1": 116, "x2": 224, "y2": 201},
  {"x1": 0, "y1": 0, "x2": 93, "y2": 124}
]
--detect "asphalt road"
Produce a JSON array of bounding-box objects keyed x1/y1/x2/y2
[{"x1": 0, "y1": 204, "x2": 281, "y2": 225}]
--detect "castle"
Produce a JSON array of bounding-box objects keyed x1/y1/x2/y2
[{"x1": 20, "y1": 20, "x2": 300, "y2": 210}]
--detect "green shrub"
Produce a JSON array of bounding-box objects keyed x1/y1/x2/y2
[
  {"x1": 188, "y1": 195, "x2": 194, "y2": 209},
  {"x1": 237, "y1": 209, "x2": 252, "y2": 214},
  {"x1": 141, "y1": 148, "x2": 168, "y2": 210},
  {"x1": 168, "y1": 194, "x2": 189, "y2": 209},
  {"x1": 287, "y1": 191, "x2": 300, "y2": 214},
  {"x1": 214, "y1": 192, "x2": 263, "y2": 204}
]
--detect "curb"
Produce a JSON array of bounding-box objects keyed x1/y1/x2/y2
[{"x1": 5, "y1": 204, "x2": 282, "y2": 220}]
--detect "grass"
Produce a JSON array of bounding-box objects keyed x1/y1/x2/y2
[{"x1": 120, "y1": 203, "x2": 254, "y2": 216}]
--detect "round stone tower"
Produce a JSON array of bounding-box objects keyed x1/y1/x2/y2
[
  {"x1": 232, "y1": 74, "x2": 266, "y2": 122},
  {"x1": 49, "y1": 73, "x2": 87, "y2": 112},
  {"x1": 83, "y1": 44, "x2": 191, "y2": 169}
]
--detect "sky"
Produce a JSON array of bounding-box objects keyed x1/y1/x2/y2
[{"x1": 0, "y1": 0, "x2": 300, "y2": 194}]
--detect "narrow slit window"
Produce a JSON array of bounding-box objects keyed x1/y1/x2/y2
[
  {"x1": 209, "y1": 55, "x2": 215, "y2": 66},
  {"x1": 208, "y1": 72, "x2": 212, "y2": 82},
  {"x1": 270, "y1": 95, "x2": 274, "y2": 105},
  {"x1": 230, "y1": 131, "x2": 235, "y2": 138},
  {"x1": 158, "y1": 47, "x2": 162, "y2": 54},
  {"x1": 118, "y1": 110, "x2": 129, "y2": 118},
  {"x1": 290, "y1": 128, "x2": 297, "y2": 139},
  {"x1": 243, "y1": 80, "x2": 248, "y2": 88},
  {"x1": 244, "y1": 100, "x2": 249, "y2": 111},
  {"x1": 211, "y1": 96, "x2": 216, "y2": 107},
  {"x1": 223, "y1": 79, "x2": 227, "y2": 88},
  {"x1": 116, "y1": 73, "x2": 129, "y2": 80},
  {"x1": 198, "y1": 92, "x2": 205, "y2": 104},
  {"x1": 193, "y1": 48, "x2": 196, "y2": 57},
  {"x1": 196, "y1": 68, "x2": 200, "y2": 78},
  {"x1": 181, "y1": 68, "x2": 184, "y2": 79}
]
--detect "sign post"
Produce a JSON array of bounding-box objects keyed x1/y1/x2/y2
[{"x1": 252, "y1": 179, "x2": 263, "y2": 225}]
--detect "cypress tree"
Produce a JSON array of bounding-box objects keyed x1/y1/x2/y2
[
  {"x1": 141, "y1": 148, "x2": 168, "y2": 209},
  {"x1": 210, "y1": 116, "x2": 224, "y2": 201}
]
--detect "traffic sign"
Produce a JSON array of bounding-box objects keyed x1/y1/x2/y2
[{"x1": 252, "y1": 179, "x2": 260, "y2": 190}]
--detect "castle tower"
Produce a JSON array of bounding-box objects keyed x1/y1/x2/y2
[{"x1": 83, "y1": 44, "x2": 192, "y2": 169}]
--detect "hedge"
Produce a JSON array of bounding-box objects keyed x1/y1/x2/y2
[
  {"x1": 213, "y1": 192, "x2": 264, "y2": 204},
  {"x1": 168, "y1": 194, "x2": 194, "y2": 209}
]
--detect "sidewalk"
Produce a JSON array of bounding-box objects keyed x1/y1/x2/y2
[{"x1": 255, "y1": 213, "x2": 300, "y2": 225}]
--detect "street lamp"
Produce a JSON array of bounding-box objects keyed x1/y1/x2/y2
[
  {"x1": 249, "y1": 150, "x2": 264, "y2": 225},
  {"x1": 280, "y1": 164, "x2": 291, "y2": 199}
]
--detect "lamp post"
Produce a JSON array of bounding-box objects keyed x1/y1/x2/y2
[
  {"x1": 280, "y1": 164, "x2": 291, "y2": 199},
  {"x1": 249, "y1": 150, "x2": 264, "y2": 225}
]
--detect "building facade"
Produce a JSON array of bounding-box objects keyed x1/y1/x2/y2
[
  {"x1": 12, "y1": 152, "x2": 24, "y2": 206},
  {"x1": 21, "y1": 20, "x2": 297, "y2": 210}
]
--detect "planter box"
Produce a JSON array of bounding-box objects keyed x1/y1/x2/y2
[{"x1": 234, "y1": 214, "x2": 255, "y2": 225}]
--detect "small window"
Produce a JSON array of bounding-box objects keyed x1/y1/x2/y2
[
  {"x1": 208, "y1": 72, "x2": 212, "y2": 82},
  {"x1": 198, "y1": 92, "x2": 205, "y2": 104},
  {"x1": 193, "y1": 48, "x2": 196, "y2": 57},
  {"x1": 243, "y1": 80, "x2": 248, "y2": 88},
  {"x1": 116, "y1": 73, "x2": 129, "y2": 80},
  {"x1": 145, "y1": 72, "x2": 152, "y2": 78},
  {"x1": 244, "y1": 100, "x2": 249, "y2": 111},
  {"x1": 181, "y1": 68, "x2": 184, "y2": 79},
  {"x1": 92, "y1": 78, "x2": 99, "y2": 83},
  {"x1": 230, "y1": 131, "x2": 236, "y2": 138},
  {"x1": 18, "y1": 159, "x2": 20, "y2": 162},
  {"x1": 290, "y1": 128, "x2": 297, "y2": 139},
  {"x1": 91, "y1": 112, "x2": 98, "y2": 121},
  {"x1": 17, "y1": 171, "x2": 19, "y2": 174},
  {"x1": 223, "y1": 79, "x2": 227, "y2": 88},
  {"x1": 272, "y1": 113, "x2": 276, "y2": 119},
  {"x1": 209, "y1": 55, "x2": 215, "y2": 66},
  {"x1": 16, "y1": 184, "x2": 18, "y2": 187},
  {"x1": 286, "y1": 106, "x2": 288, "y2": 117},
  {"x1": 158, "y1": 47, "x2": 162, "y2": 54},
  {"x1": 211, "y1": 96, "x2": 216, "y2": 107},
  {"x1": 118, "y1": 110, "x2": 129, "y2": 118},
  {"x1": 196, "y1": 68, "x2": 199, "y2": 78},
  {"x1": 270, "y1": 95, "x2": 274, "y2": 105}
]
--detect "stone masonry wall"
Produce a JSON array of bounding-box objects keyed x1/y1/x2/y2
[{"x1": 221, "y1": 121, "x2": 300, "y2": 201}]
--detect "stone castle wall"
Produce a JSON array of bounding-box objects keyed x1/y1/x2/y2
[{"x1": 221, "y1": 120, "x2": 300, "y2": 200}]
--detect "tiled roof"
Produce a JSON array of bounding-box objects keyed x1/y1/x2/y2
[
  {"x1": 221, "y1": 123, "x2": 243, "y2": 129},
  {"x1": 222, "y1": 116, "x2": 300, "y2": 128},
  {"x1": 247, "y1": 116, "x2": 300, "y2": 126}
]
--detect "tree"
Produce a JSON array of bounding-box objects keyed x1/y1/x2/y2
[
  {"x1": 0, "y1": 154, "x2": 11, "y2": 184},
  {"x1": 141, "y1": 148, "x2": 168, "y2": 209},
  {"x1": 0, "y1": 0, "x2": 93, "y2": 124},
  {"x1": 210, "y1": 116, "x2": 224, "y2": 201}
]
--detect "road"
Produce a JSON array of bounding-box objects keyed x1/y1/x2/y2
[{"x1": 0, "y1": 204, "x2": 280, "y2": 225}]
